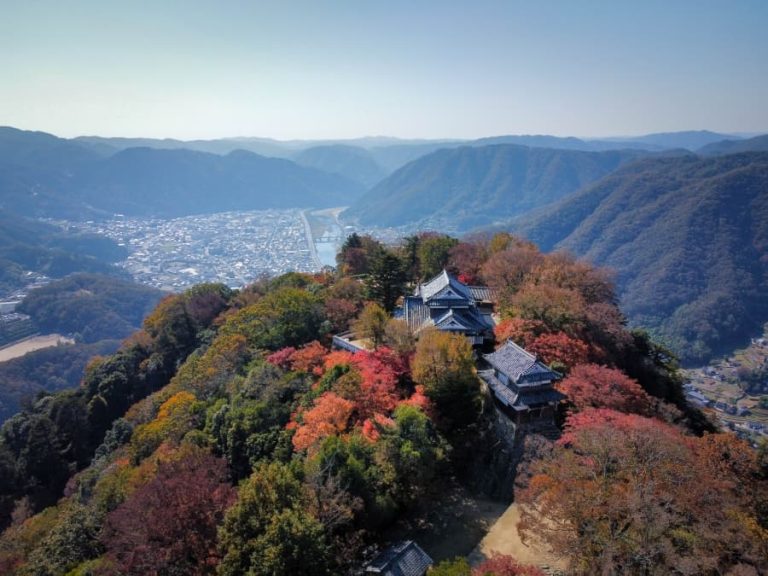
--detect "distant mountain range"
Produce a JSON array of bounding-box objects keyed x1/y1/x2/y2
[
  {"x1": 2, "y1": 127, "x2": 765, "y2": 220},
  {"x1": 598, "y1": 130, "x2": 736, "y2": 151},
  {"x1": 507, "y1": 152, "x2": 768, "y2": 364},
  {"x1": 3, "y1": 124, "x2": 768, "y2": 365},
  {"x1": 0, "y1": 127, "x2": 365, "y2": 219}
]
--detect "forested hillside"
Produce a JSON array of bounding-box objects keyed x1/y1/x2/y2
[
  {"x1": 18, "y1": 274, "x2": 164, "y2": 343},
  {"x1": 0, "y1": 210, "x2": 128, "y2": 294},
  {"x1": 0, "y1": 275, "x2": 164, "y2": 425},
  {"x1": 342, "y1": 145, "x2": 647, "y2": 231},
  {"x1": 1, "y1": 234, "x2": 763, "y2": 575},
  {"x1": 71, "y1": 148, "x2": 364, "y2": 218},
  {"x1": 0, "y1": 340, "x2": 121, "y2": 424},
  {"x1": 510, "y1": 152, "x2": 768, "y2": 364}
]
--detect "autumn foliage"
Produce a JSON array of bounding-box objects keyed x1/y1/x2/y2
[
  {"x1": 412, "y1": 329, "x2": 480, "y2": 429},
  {"x1": 527, "y1": 332, "x2": 590, "y2": 372},
  {"x1": 1, "y1": 237, "x2": 763, "y2": 576},
  {"x1": 430, "y1": 555, "x2": 545, "y2": 576},
  {"x1": 291, "y1": 393, "x2": 355, "y2": 452},
  {"x1": 518, "y1": 409, "x2": 767, "y2": 575},
  {"x1": 102, "y1": 448, "x2": 236, "y2": 575},
  {"x1": 267, "y1": 341, "x2": 327, "y2": 375},
  {"x1": 493, "y1": 318, "x2": 546, "y2": 348},
  {"x1": 557, "y1": 364, "x2": 652, "y2": 415},
  {"x1": 473, "y1": 554, "x2": 546, "y2": 576}
]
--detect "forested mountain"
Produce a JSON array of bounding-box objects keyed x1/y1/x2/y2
[
  {"x1": 18, "y1": 273, "x2": 164, "y2": 343},
  {"x1": 366, "y1": 141, "x2": 465, "y2": 173},
  {"x1": 342, "y1": 145, "x2": 647, "y2": 230},
  {"x1": 509, "y1": 152, "x2": 768, "y2": 364},
  {"x1": 0, "y1": 238, "x2": 764, "y2": 576},
  {"x1": 71, "y1": 148, "x2": 365, "y2": 217},
  {"x1": 292, "y1": 144, "x2": 388, "y2": 188},
  {"x1": 0, "y1": 211, "x2": 128, "y2": 294},
  {"x1": 698, "y1": 133, "x2": 768, "y2": 155},
  {"x1": 0, "y1": 128, "x2": 107, "y2": 219}
]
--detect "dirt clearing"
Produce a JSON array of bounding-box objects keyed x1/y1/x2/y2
[{"x1": 0, "y1": 334, "x2": 74, "y2": 362}]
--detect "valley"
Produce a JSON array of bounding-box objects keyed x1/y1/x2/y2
[
  {"x1": 70, "y1": 207, "x2": 377, "y2": 291},
  {"x1": 75, "y1": 209, "x2": 320, "y2": 291},
  {"x1": 683, "y1": 324, "x2": 768, "y2": 445}
]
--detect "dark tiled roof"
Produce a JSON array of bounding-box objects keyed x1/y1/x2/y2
[
  {"x1": 483, "y1": 340, "x2": 560, "y2": 386},
  {"x1": 404, "y1": 271, "x2": 495, "y2": 341},
  {"x1": 468, "y1": 285, "x2": 496, "y2": 303},
  {"x1": 365, "y1": 541, "x2": 433, "y2": 576},
  {"x1": 417, "y1": 270, "x2": 473, "y2": 302},
  {"x1": 433, "y1": 308, "x2": 492, "y2": 333}
]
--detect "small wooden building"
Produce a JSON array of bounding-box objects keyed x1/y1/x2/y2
[
  {"x1": 364, "y1": 540, "x2": 433, "y2": 576},
  {"x1": 478, "y1": 340, "x2": 564, "y2": 425}
]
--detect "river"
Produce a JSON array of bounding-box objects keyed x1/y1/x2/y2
[{"x1": 307, "y1": 208, "x2": 346, "y2": 268}]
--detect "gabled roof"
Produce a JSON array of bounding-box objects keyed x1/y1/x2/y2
[
  {"x1": 433, "y1": 308, "x2": 493, "y2": 333},
  {"x1": 416, "y1": 270, "x2": 473, "y2": 302},
  {"x1": 483, "y1": 340, "x2": 561, "y2": 385},
  {"x1": 365, "y1": 540, "x2": 433, "y2": 576},
  {"x1": 433, "y1": 309, "x2": 472, "y2": 331}
]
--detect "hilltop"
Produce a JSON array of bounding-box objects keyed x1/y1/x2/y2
[{"x1": 1, "y1": 233, "x2": 763, "y2": 575}]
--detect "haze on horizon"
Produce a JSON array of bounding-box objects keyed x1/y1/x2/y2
[{"x1": 1, "y1": 0, "x2": 767, "y2": 141}]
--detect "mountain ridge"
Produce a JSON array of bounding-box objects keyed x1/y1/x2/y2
[
  {"x1": 342, "y1": 144, "x2": 650, "y2": 231},
  {"x1": 698, "y1": 133, "x2": 768, "y2": 156},
  {"x1": 0, "y1": 128, "x2": 366, "y2": 219},
  {"x1": 507, "y1": 152, "x2": 768, "y2": 363}
]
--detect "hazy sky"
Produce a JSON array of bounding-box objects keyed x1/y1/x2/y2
[{"x1": 1, "y1": 0, "x2": 766, "y2": 140}]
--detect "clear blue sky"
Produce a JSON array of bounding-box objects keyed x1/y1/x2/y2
[{"x1": 1, "y1": 0, "x2": 766, "y2": 140}]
